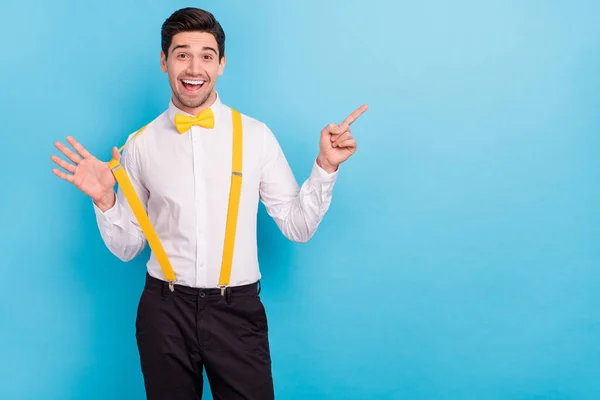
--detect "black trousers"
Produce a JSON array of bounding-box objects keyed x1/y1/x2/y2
[{"x1": 135, "y1": 273, "x2": 274, "y2": 400}]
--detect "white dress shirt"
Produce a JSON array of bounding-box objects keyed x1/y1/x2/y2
[{"x1": 93, "y1": 93, "x2": 338, "y2": 288}]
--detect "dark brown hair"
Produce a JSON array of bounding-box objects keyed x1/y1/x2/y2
[{"x1": 161, "y1": 7, "x2": 225, "y2": 59}]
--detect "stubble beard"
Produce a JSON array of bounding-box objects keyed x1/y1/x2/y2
[{"x1": 174, "y1": 89, "x2": 213, "y2": 111}]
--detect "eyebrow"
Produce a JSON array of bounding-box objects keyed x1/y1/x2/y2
[{"x1": 171, "y1": 45, "x2": 218, "y2": 55}]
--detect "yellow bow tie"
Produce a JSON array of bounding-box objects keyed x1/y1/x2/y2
[{"x1": 174, "y1": 108, "x2": 215, "y2": 133}]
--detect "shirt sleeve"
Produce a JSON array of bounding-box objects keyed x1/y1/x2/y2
[
  {"x1": 92, "y1": 140, "x2": 147, "y2": 261},
  {"x1": 259, "y1": 123, "x2": 338, "y2": 243}
]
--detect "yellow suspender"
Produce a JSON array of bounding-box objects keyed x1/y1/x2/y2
[
  {"x1": 218, "y1": 109, "x2": 243, "y2": 287},
  {"x1": 108, "y1": 109, "x2": 243, "y2": 292}
]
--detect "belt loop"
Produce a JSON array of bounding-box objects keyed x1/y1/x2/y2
[
  {"x1": 160, "y1": 280, "x2": 166, "y2": 299},
  {"x1": 257, "y1": 280, "x2": 261, "y2": 296}
]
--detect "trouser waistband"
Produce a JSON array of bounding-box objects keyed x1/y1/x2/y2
[{"x1": 144, "y1": 273, "x2": 260, "y2": 299}]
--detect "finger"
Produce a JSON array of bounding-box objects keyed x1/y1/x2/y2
[
  {"x1": 54, "y1": 141, "x2": 82, "y2": 164},
  {"x1": 52, "y1": 168, "x2": 74, "y2": 183},
  {"x1": 332, "y1": 132, "x2": 352, "y2": 148},
  {"x1": 111, "y1": 147, "x2": 121, "y2": 162},
  {"x1": 330, "y1": 127, "x2": 349, "y2": 142},
  {"x1": 66, "y1": 136, "x2": 93, "y2": 159},
  {"x1": 50, "y1": 155, "x2": 76, "y2": 174},
  {"x1": 339, "y1": 104, "x2": 368, "y2": 131},
  {"x1": 321, "y1": 123, "x2": 343, "y2": 137},
  {"x1": 337, "y1": 139, "x2": 357, "y2": 149}
]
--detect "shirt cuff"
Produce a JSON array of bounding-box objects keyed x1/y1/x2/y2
[
  {"x1": 92, "y1": 194, "x2": 122, "y2": 224},
  {"x1": 311, "y1": 159, "x2": 339, "y2": 183}
]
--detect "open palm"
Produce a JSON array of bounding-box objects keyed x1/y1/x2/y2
[{"x1": 51, "y1": 136, "x2": 119, "y2": 206}]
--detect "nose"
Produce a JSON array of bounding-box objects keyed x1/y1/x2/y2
[{"x1": 187, "y1": 56, "x2": 204, "y2": 77}]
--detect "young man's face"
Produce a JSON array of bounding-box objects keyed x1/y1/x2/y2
[{"x1": 160, "y1": 31, "x2": 225, "y2": 114}]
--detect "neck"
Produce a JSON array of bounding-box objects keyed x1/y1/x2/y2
[{"x1": 173, "y1": 90, "x2": 217, "y2": 115}]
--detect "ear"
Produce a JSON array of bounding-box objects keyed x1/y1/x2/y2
[
  {"x1": 160, "y1": 51, "x2": 167, "y2": 73},
  {"x1": 217, "y1": 55, "x2": 226, "y2": 76}
]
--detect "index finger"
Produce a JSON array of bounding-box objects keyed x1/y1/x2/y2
[{"x1": 341, "y1": 104, "x2": 368, "y2": 127}]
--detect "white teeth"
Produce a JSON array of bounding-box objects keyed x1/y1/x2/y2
[{"x1": 183, "y1": 80, "x2": 204, "y2": 85}]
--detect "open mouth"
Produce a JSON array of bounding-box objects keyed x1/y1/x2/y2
[{"x1": 181, "y1": 79, "x2": 205, "y2": 93}]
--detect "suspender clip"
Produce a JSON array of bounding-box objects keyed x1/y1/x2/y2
[
  {"x1": 110, "y1": 163, "x2": 122, "y2": 173},
  {"x1": 168, "y1": 281, "x2": 175, "y2": 292}
]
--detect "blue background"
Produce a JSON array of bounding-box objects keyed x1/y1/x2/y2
[{"x1": 1, "y1": 0, "x2": 599, "y2": 399}]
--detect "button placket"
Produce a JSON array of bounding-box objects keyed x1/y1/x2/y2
[{"x1": 192, "y1": 126, "x2": 209, "y2": 286}]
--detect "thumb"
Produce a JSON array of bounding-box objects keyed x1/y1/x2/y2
[{"x1": 112, "y1": 147, "x2": 121, "y2": 162}]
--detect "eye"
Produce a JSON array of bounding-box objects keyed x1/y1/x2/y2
[
  {"x1": 177, "y1": 53, "x2": 189, "y2": 59},
  {"x1": 203, "y1": 54, "x2": 214, "y2": 60}
]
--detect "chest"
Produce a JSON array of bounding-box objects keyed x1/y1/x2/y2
[{"x1": 138, "y1": 127, "x2": 262, "y2": 202}]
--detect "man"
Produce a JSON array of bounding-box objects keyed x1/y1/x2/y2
[{"x1": 50, "y1": 7, "x2": 366, "y2": 400}]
